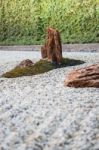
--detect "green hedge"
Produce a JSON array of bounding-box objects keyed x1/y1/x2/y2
[{"x1": 0, "y1": 0, "x2": 99, "y2": 45}]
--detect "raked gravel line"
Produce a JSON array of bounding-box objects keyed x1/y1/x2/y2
[{"x1": 0, "y1": 52, "x2": 99, "y2": 150}]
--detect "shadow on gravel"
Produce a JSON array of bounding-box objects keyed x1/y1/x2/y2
[{"x1": 1, "y1": 58, "x2": 84, "y2": 78}]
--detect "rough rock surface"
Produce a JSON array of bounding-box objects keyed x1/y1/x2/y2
[
  {"x1": 16, "y1": 59, "x2": 33, "y2": 68},
  {"x1": 41, "y1": 44, "x2": 47, "y2": 59},
  {"x1": 41, "y1": 28, "x2": 62, "y2": 64},
  {"x1": 65, "y1": 64, "x2": 99, "y2": 88}
]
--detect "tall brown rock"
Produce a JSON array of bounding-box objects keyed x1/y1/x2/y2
[
  {"x1": 41, "y1": 28, "x2": 62, "y2": 64},
  {"x1": 65, "y1": 64, "x2": 99, "y2": 88}
]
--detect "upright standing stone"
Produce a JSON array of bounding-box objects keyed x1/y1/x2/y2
[{"x1": 41, "y1": 28, "x2": 62, "y2": 64}]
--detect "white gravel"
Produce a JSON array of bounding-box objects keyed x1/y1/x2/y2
[{"x1": 0, "y1": 51, "x2": 99, "y2": 150}]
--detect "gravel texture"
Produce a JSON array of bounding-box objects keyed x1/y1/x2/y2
[{"x1": 0, "y1": 51, "x2": 99, "y2": 150}]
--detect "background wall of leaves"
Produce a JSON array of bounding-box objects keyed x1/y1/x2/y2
[{"x1": 0, "y1": 0, "x2": 99, "y2": 44}]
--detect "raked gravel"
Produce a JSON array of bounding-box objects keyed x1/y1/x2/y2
[{"x1": 0, "y1": 51, "x2": 99, "y2": 150}]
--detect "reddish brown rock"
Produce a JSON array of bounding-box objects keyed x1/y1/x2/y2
[
  {"x1": 65, "y1": 64, "x2": 99, "y2": 88},
  {"x1": 16, "y1": 59, "x2": 33, "y2": 68},
  {"x1": 41, "y1": 44, "x2": 47, "y2": 59},
  {"x1": 41, "y1": 28, "x2": 62, "y2": 64}
]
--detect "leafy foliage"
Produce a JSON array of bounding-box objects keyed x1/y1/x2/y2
[{"x1": 0, "y1": 0, "x2": 99, "y2": 44}]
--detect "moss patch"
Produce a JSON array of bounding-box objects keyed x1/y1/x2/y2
[{"x1": 2, "y1": 58, "x2": 84, "y2": 78}]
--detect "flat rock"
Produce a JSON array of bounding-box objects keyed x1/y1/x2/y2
[
  {"x1": 16, "y1": 59, "x2": 33, "y2": 68},
  {"x1": 65, "y1": 64, "x2": 99, "y2": 88}
]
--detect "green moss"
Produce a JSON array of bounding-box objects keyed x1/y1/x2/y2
[{"x1": 2, "y1": 58, "x2": 84, "y2": 78}]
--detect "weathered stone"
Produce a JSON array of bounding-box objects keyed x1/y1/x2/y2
[
  {"x1": 16, "y1": 59, "x2": 33, "y2": 68},
  {"x1": 41, "y1": 45, "x2": 47, "y2": 59},
  {"x1": 65, "y1": 64, "x2": 99, "y2": 88},
  {"x1": 41, "y1": 28, "x2": 62, "y2": 64}
]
